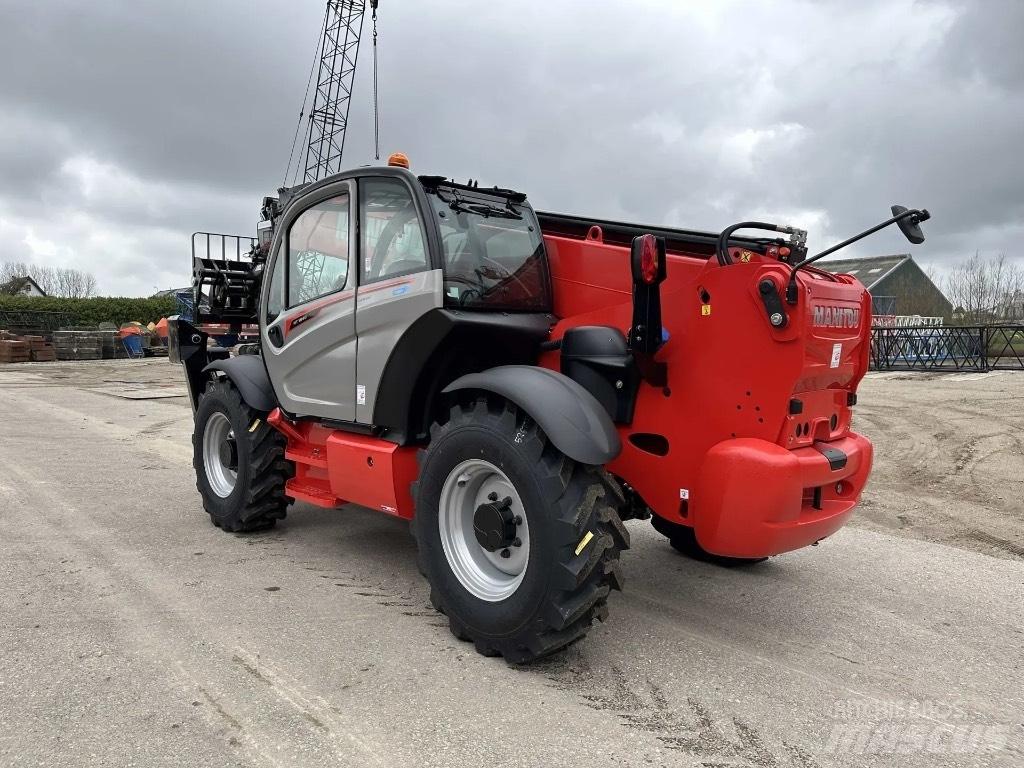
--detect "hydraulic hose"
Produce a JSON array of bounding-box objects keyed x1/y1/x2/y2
[{"x1": 715, "y1": 221, "x2": 788, "y2": 266}]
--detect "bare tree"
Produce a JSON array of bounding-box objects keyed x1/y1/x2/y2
[
  {"x1": 54, "y1": 267, "x2": 98, "y2": 298},
  {"x1": 944, "y1": 253, "x2": 1024, "y2": 324},
  {"x1": 0, "y1": 261, "x2": 31, "y2": 286},
  {"x1": 0, "y1": 261, "x2": 99, "y2": 298},
  {"x1": 30, "y1": 265, "x2": 58, "y2": 295}
]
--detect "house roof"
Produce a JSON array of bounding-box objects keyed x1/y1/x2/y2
[
  {"x1": 815, "y1": 254, "x2": 910, "y2": 290},
  {"x1": 152, "y1": 287, "x2": 192, "y2": 298},
  {"x1": 0, "y1": 275, "x2": 47, "y2": 296}
]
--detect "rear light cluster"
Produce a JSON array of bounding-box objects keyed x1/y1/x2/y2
[{"x1": 638, "y1": 233, "x2": 659, "y2": 285}]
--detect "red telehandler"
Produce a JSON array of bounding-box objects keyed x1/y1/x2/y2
[{"x1": 170, "y1": 156, "x2": 930, "y2": 662}]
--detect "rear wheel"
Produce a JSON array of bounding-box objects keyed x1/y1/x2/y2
[
  {"x1": 651, "y1": 515, "x2": 768, "y2": 566},
  {"x1": 193, "y1": 379, "x2": 291, "y2": 532},
  {"x1": 413, "y1": 397, "x2": 628, "y2": 664}
]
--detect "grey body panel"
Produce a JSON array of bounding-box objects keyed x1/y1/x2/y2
[
  {"x1": 443, "y1": 365, "x2": 622, "y2": 466},
  {"x1": 355, "y1": 269, "x2": 444, "y2": 423},
  {"x1": 265, "y1": 296, "x2": 358, "y2": 420},
  {"x1": 260, "y1": 178, "x2": 358, "y2": 421},
  {"x1": 202, "y1": 356, "x2": 276, "y2": 413},
  {"x1": 370, "y1": 309, "x2": 553, "y2": 443}
]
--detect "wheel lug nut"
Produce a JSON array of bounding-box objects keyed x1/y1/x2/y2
[
  {"x1": 487, "y1": 492, "x2": 498, "y2": 501},
  {"x1": 513, "y1": 538, "x2": 522, "y2": 547},
  {"x1": 514, "y1": 515, "x2": 523, "y2": 525},
  {"x1": 500, "y1": 548, "x2": 511, "y2": 559}
]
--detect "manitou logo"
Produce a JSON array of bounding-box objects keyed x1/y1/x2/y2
[{"x1": 813, "y1": 305, "x2": 861, "y2": 329}]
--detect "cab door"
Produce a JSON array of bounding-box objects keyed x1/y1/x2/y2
[
  {"x1": 261, "y1": 180, "x2": 358, "y2": 421},
  {"x1": 353, "y1": 175, "x2": 443, "y2": 424}
]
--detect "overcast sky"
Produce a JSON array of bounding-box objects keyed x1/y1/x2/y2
[{"x1": 0, "y1": 0, "x2": 1020, "y2": 296}]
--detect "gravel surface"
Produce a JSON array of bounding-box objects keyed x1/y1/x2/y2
[
  {"x1": 854, "y1": 371, "x2": 1024, "y2": 560},
  {"x1": 1, "y1": 360, "x2": 1021, "y2": 767}
]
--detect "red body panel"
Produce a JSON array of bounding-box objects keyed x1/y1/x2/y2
[
  {"x1": 541, "y1": 230, "x2": 873, "y2": 556},
  {"x1": 268, "y1": 408, "x2": 419, "y2": 518}
]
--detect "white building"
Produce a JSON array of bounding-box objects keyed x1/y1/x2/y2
[{"x1": 0, "y1": 276, "x2": 47, "y2": 297}]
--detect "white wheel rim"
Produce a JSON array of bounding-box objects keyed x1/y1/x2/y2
[
  {"x1": 203, "y1": 412, "x2": 237, "y2": 498},
  {"x1": 438, "y1": 459, "x2": 530, "y2": 602}
]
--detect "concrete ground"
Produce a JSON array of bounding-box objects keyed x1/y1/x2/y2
[{"x1": 0, "y1": 360, "x2": 1021, "y2": 768}]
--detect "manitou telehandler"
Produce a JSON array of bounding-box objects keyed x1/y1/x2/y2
[{"x1": 170, "y1": 155, "x2": 930, "y2": 662}]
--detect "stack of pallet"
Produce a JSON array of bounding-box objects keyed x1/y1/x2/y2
[
  {"x1": 100, "y1": 331, "x2": 133, "y2": 359},
  {"x1": 52, "y1": 330, "x2": 104, "y2": 361},
  {"x1": 0, "y1": 338, "x2": 31, "y2": 363},
  {"x1": 24, "y1": 335, "x2": 57, "y2": 362}
]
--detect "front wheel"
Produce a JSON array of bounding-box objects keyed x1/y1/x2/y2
[
  {"x1": 193, "y1": 379, "x2": 291, "y2": 532},
  {"x1": 651, "y1": 515, "x2": 768, "y2": 566},
  {"x1": 413, "y1": 398, "x2": 629, "y2": 664}
]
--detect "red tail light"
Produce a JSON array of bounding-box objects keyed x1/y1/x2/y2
[{"x1": 639, "y1": 234, "x2": 659, "y2": 284}]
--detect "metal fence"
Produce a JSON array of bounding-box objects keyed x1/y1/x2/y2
[
  {"x1": 0, "y1": 309, "x2": 73, "y2": 332},
  {"x1": 870, "y1": 325, "x2": 1024, "y2": 371}
]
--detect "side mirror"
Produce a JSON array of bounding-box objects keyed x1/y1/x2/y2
[
  {"x1": 788, "y1": 204, "x2": 933, "y2": 303},
  {"x1": 891, "y1": 205, "x2": 929, "y2": 245}
]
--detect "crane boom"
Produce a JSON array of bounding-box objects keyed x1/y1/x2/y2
[{"x1": 301, "y1": 1, "x2": 370, "y2": 183}]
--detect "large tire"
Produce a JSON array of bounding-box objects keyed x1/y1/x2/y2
[
  {"x1": 412, "y1": 397, "x2": 628, "y2": 664},
  {"x1": 650, "y1": 515, "x2": 768, "y2": 566},
  {"x1": 193, "y1": 379, "x2": 291, "y2": 532}
]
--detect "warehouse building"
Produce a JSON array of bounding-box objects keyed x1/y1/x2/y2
[{"x1": 817, "y1": 254, "x2": 951, "y2": 321}]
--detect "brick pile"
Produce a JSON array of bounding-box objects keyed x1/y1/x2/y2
[
  {"x1": 0, "y1": 331, "x2": 59, "y2": 363},
  {"x1": 0, "y1": 338, "x2": 31, "y2": 363},
  {"x1": 1, "y1": 329, "x2": 153, "y2": 361},
  {"x1": 52, "y1": 330, "x2": 104, "y2": 360},
  {"x1": 25, "y1": 335, "x2": 57, "y2": 362}
]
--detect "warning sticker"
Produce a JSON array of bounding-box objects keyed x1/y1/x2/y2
[
  {"x1": 701, "y1": 305, "x2": 712, "y2": 317},
  {"x1": 679, "y1": 488, "x2": 690, "y2": 500},
  {"x1": 830, "y1": 343, "x2": 842, "y2": 368},
  {"x1": 356, "y1": 384, "x2": 366, "y2": 405},
  {"x1": 575, "y1": 531, "x2": 595, "y2": 556}
]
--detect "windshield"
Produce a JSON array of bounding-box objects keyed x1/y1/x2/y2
[{"x1": 427, "y1": 189, "x2": 551, "y2": 311}]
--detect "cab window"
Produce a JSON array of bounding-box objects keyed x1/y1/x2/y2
[
  {"x1": 266, "y1": 249, "x2": 285, "y2": 322},
  {"x1": 287, "y1": 194, "x2": 351, "y2": 307},
  {"x1": 426, "y1": 191, "x2": 551, "y2": 311},
  {"x1": 360, "y1": 178, "x2": 428, "y2": 283}
]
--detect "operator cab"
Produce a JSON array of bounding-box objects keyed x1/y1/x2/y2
[
  {"x1": 243, "y1": 164, "x2": 555, "y2": 427},
  {"x1": 256, "y1": 167, "x2": 552, "y2": 315}
]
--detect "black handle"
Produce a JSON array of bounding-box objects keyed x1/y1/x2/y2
[{"x1": 758, "y1": 279, "x2": 788, "y2": 329}]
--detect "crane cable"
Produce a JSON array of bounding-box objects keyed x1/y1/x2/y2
[
  {"x1": 371, "y1": 1, "x2": 380, "y2": 161},
  {"x1": 283, "y1": 4, "x2": 329, "y2": 188}
]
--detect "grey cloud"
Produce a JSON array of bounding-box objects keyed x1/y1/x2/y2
[
  {"x1": 939, "y1": 0, "x2": 1024, "y2": 90},
  {"x1": 0, "y1": 0, "x2": 1021, "y2": 295}
]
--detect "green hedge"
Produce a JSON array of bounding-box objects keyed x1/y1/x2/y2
[{"x1": 0, "y1": 295, "x2": 178, "y2": 328}]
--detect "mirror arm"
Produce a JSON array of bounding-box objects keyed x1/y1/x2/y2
[{"x1": 785, "y1": 208, "x2": 929, "y2": 304}]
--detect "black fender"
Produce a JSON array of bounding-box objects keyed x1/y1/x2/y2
[
  {"x1": 442, "y1": 365, "x2": 621, "y2": 466},
  {"x1": 203, "y1": 355, "x2": 278, "y2": 413}
]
